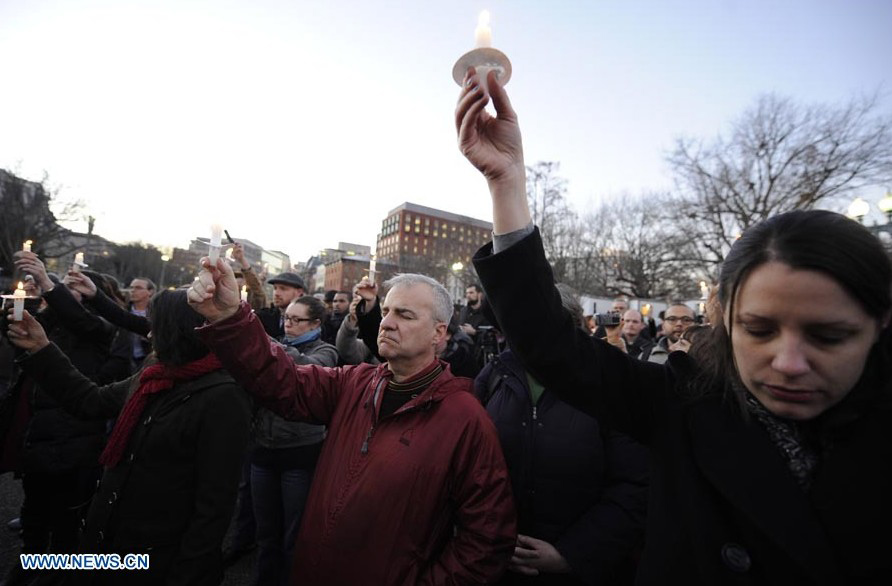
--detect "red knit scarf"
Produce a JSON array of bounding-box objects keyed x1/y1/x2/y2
[{"x1": 99, "y1": 353, "x2": 223, "y2": 467}]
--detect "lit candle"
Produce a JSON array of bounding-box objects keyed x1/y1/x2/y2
[
  {"x1": 13, "y1": 282, "x2": 26, "y2": 321},
  {"x1": 369, "y1": 254, "x2": 377, "y2": 285},
  {"x1": 474, "y1": 10, "x2": 492, "y2": 48},
  {"x1": 699, "y1": 281, "x2": 709, "y2": 299},
  {"x1": 209, "y1": 224, "x2": 223, "y2": 264},
  {"x1": 241, "y1": 285, "x2": 248, "y2": 302},
  {"x1": 23, "y1": 240, "x2": 32, "y2": 253},
  {"x1": 72, "y1": 252, "x2": 84, "y2": 273},
  {"x1": 698, "y1": 302, "x2": 706, "y2": 315}
]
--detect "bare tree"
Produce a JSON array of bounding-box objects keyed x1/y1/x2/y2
[
  {"x1": 0, "y1": 170, "x2": 82, "y2": 283},
  {"x1": 668, "y1": 92, "x2": 892, "y2": 276}
]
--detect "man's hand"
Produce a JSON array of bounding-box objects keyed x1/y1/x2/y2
[
  {"x1": 508, "y1": 535, "x2": 571, "y2": 576},
  {"x1": 668, "y1": 338, "x2": 692, "y2": 353},
  {"x1": 347, "y1": 294, "x2": 362, "y2": 326},
  {"x1": 13, "y1": 252, "x2": 54, "y2": 292},
  {"x1": 6, "y1": 309, "x2": 50, "y2": 353},
  {"x1": 64, "y1": 271, "x2": 98, "y2": 300},
  {"x1": 459, "y1": 323, "x2": 476, "y2": 336},
  {"x1": 231, "y1": 242, "x2": 251, "y2": 270},
  {"x1": 353, "y1": 278, "x2": 378, "y2": 312},
  {"x1": 187, "y1": 257, "x2": 241, "y2": 323}
]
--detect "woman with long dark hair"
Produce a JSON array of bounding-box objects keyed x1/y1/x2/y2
[
  {"x1": 457, "y1": 68, "x2": 892, "y2": 584},
  {"x1": 6, "y1": 290, "x2": 251, "y2": 585}
]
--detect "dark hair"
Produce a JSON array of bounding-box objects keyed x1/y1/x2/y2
[
  {"x1": 467, "y1": 283, "x2": 482, "y2": 293},
  {"x1": 149, "y1": 290, "x2": 209, "y2": 366},
  {"x1": 133, "y1": 277, "x2": 156, "y2": 291},
  {"x1": 100, "y1": 273, "x2": 128, "y2": 307},
  {"x1": 324, "y1": 290, "x2": 337, "y2": 303},
  {"x1": 695, "y1": 210, "x2": 892, "y2": 402},
  {"x1": 555, "y1": 283, "x2": 586, "y2": 331},
  {"x1": 291, "y1": 296, "x2": 327, "y2": 323}
]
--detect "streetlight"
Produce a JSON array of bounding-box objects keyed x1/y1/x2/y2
[
  {"x1": 848, "y1": 197, "x2": 870, "y2": 223},
  {"x1": 160, "y1": 254, "x2": 170, "y2": 290},
  {"x1": 878, "y1": 190, "x2": 892, "y2": 224}
]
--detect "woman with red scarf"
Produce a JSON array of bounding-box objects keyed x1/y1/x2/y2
[{"x1": 6, "y1": 290, "x2": 252, "y2": 586}]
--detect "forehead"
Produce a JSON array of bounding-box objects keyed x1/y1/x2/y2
[
  {"x1": 334, "y1": 293, "x2": 350, "y2": 301},
  {"x1": 285, "y1": 303, "x2": 309, "y2": 316},
  {"x1": 623, "y1": 311, "x2": 641, "y2": 321},
  {"x1": 665, "y1": 305, "x2": 694, "y2": 318},
  {"x1": 130, "y1": 279, "x2": 148, "y2": 288},
  {"x1": 383, "y1": 284, "x2": 434, "y2": 310},
  {"x1": 734, "y1": 261, "x2": 868, "y2": 322},
  {"x1": 274, "y1": 283, "x2": 299, "y2": 291}
]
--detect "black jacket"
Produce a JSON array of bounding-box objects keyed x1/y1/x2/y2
[
  {"x1": 18, "y1": 344, "x2": 252, "y2": 586},
  {"x1": 474, "y1": 227, "x2": 892, "y2": 585},
  {"x1": 19, "y1": 286, "x2": 118, "y2": 473},
  {"x1": 475, "y1": 350, "x2": 647, "y2": 585}
]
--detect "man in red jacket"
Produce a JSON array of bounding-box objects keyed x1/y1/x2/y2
[{"x1": 188, "y1": 262, "x2": 516, "y2": 585}]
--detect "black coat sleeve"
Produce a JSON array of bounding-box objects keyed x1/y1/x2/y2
[
  {"x1": 17, "y1": 343, "x2": 132, "y2": 420},
  {"x1": 87, "y1": 290, "x2": 151, "y2": 337},
  {"x1": 356, "y1": 298, "x2": 382, "y2": 361},
  {"x1": 473, "y1": 228, "x2": 673, "y2": 444},
  {"x1": 43, "y1": 286, "x2": 116, "y2": 348}
]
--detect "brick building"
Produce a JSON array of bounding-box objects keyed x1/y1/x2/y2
[{"x1": 375, "y1": 203, "x2": 492, "y2": 282}]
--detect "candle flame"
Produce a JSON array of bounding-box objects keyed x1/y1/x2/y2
[
  {"x1": 478, "y1": 9, "x2": 490, "y2": 26},
  {"x1": 18, "y1": 282, "x2": 24, "y2": 289}
]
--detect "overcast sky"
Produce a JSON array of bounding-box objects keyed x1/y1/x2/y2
[{"x1": 2, "y1": 0, "x2": 890, "y2": 262}]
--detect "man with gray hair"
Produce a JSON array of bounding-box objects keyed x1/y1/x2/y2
[{"x1": 187, "y1": 261, "x2": 516, "y2": 585}]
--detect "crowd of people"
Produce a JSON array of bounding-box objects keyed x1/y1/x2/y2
[{"x1": 0, "y1": 71, "x2": 889, "y2": 586}]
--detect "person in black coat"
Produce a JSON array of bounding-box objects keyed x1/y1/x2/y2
[
  {"x1": 474, "y1": 283, "x2": 647, "y2": 585},
  {"x1": 3, "y1": 258, "x2": 123, "y2": 581},
  {"x1": 457, "y1": 69, "x2": 892, "y2": 585},
  {"x1": 6, "y1": 290, "x2": 252, "y2": 586}
]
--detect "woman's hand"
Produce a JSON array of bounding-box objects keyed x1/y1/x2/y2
[
  {"x1": 455, "y1": 67, "x2": 530, "y2": 234},
  {"x1": 6, "y1": 309, "x2": 50, "y2": 353},
  {"x1": 64, "y1": 271, "x2": 98, "y2": 300},
  {"x1": 13, "y1": 252, "x2": 54, "y2": 292}
]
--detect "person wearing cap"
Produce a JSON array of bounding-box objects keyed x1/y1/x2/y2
[{"x1": 256, "y1": 272, "x2": 306, "y2": 338}]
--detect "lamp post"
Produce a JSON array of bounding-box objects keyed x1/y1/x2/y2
[
  {"x1": 878, "y1": 190, "x2": 892, "y2": 224},
  {"x1": 848, "y1": 197, "x2": 870, "y2": 224},
  {"x1": 159, "y1": 254, "x2": 170, "y2": 290},
  {"x1": 450, "y1": 261, "x2": 464, "y2": 304}
]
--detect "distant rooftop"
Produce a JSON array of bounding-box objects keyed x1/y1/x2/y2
[{"x1": 385, "y1": 202, "x2": 492, "y2": 231}]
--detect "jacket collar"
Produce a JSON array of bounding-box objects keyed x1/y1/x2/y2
[{"x1": 688, "y1": 397, "x2": 842, "y2": 582}]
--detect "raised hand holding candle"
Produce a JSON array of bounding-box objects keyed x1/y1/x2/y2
[
  {"x1": 13, "y1": 282, "x2": 26, "y2": 321},
  {"x1": 23, "y1": 240, "x2": 32, "y2": 253},
  {"x1": 369, "y1": 255, "x2": 377, "y2": 285},
  {"x1": 452, "y1": 9, "x2": 511, "y2": 95},
  {"x1": 72, "y1": 252, "x2": 86, "y2": 273},
  {"x1": 209, "y1": 224, "x2": 223, "y2": 264}
]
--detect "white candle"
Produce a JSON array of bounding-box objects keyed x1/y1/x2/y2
[
  {"x1": 13, "y1": 282, "x2": 25, "y2": 321},
  {"x1": 369, "y1": 255, "x2": 377, "y2": 285},
  {"x1": 73, "y1": 252, "x2": 84, "y2": 272},
  {"x1": 23, "y1": 240, "x2": 32, "y2": 253},
  {"x1": 209, "y1": 224, "x2": 223, "y2": 264},
  {"x1": 699, "y1": 281, "x2": 709, "y2": 299},
  {"x1": 241, "y1": 285, "x2": 248, "y2": 302},
  {"x1": 475, "y1": 10, "x2": 492, "y2": 48}
]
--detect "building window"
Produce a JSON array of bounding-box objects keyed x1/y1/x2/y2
[{"x1": 405, "y1": 224, "x2": 411, "y2": 232}]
